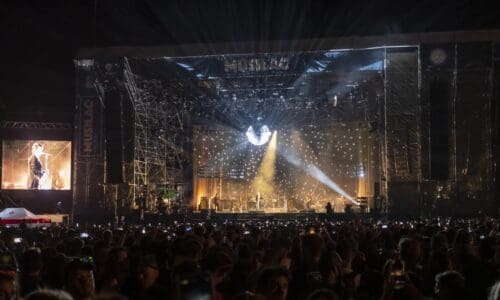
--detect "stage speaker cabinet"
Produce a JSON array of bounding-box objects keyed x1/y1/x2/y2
[
  {"x1": 199, "y1": 197, "x2": 208, "y2": 210},
  {"x1": 429, "y1": 78, "x2": 450, "y2": 180},
  {"x1": 388, "y1": 182, "x2": 419, "y2": 214},
  {"x1": 357, "y1": 197, "x2": 368, "y2": 213},
  {"x1": 104, "y1": 88, "x2": 124, "y2": 184}
]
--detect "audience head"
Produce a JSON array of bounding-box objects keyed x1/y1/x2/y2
[
  {"x1": 399, "y1": 238, "x2": 421, "y2": 268},
  {"x1": 21, "y1": 248, "x2": 43, "y2": 275},
  {"x1": 0, "y1": 272, "x2": 17, "y2": 300},
  {"x1": 435, "y1": 271, "x2": 466, "y2": 300},
  {"x1": 0, "y1": 251, "x2": 18, "y2": 300},
  {"x1": 307, "y1": 289, "x2": 340, "y2": 300},
  {"x1": 430, "y1": 232, "x2": 449, "y2": 253},
  {"x1": 24, "y1": 289, "x2": 73, "y2": 300},
  {"x1": 255, "y1": 266, "x2": 290, "y2": 300},
  {"x1": 64, "y1": 258, "x2": 95, "y2": 300},
  {"x1": 136, "y1": 255, "x2": 160, "y2": 289}
]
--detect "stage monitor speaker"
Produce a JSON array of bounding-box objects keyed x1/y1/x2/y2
[
  {"x1": 104, "y1": 88, "x2": 124, "y2": 184},
  {"x1": 429, "y1": 78, "x2": 450, "y2": 180},
  {"x1": 199, "y1": 197, "x2": 208, "y2": 210}
]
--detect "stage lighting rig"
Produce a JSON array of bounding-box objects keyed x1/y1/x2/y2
[{"x1": 246, "y1": 125, "x2": 272, "y2": 146}]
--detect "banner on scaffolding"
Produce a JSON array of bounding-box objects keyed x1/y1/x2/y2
[{"x1": 78, "y1": 96, "x2": 102, "y2": 157}]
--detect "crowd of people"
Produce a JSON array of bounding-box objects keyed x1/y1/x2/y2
[{"x1": 1, "y1": 215, "x2": 500, "y2": 300}]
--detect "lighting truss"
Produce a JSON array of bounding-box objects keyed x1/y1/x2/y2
[{"x1": 0, "y1": 121, "x2": 72, "y2": 130}]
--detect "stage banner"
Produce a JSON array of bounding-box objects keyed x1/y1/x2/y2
[
  {"x1": 75, "y1": 62, "x2": 103, "y2": 158},
  {"x1": 73, "y1": 59, "x2": 106, "y2": 214},
  {"x1": 78, "y1": 96, "x2": 102, "y2": 157}
]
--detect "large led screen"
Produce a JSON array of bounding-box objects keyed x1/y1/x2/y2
[{"x1": 1, "y1": 140, "x2": 71, "y2": 190}]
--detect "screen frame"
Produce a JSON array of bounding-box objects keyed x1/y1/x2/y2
[{"x1": 1, "y1": 139, "x2": 73, "y2": 191}]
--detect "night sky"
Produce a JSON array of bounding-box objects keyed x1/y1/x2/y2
[{"x1": 1, "y1": 0, "x2": 499, "y2": 121}]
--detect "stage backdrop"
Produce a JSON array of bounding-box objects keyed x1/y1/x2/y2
[{"x1": 193, "y1": 122, "x2": 377, "y2": 212}]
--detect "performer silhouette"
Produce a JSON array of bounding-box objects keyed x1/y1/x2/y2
[
  {"x1": 212, "y1": 194, "x2": 220, "y2": 211},
  {"x1": 28, "y1": 143, "x2": 45, "y2": 189}
]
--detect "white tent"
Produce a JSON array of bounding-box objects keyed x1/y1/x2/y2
[{"x1": 0, "y1": 207, "x2": 51, "y2": 227}]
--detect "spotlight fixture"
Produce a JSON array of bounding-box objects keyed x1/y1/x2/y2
[
  {"x1": 246, "y1": 125, "x2": 272, "y2": 146},
  {"x1": 430, "y1": 48, "x2": 447, "y2": 65}
]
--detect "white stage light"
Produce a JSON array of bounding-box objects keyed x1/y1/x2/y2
[
  {"x1": 280, "y1": 147, "x2": 360, "y2": 206},
  {"x1": 246, "y1": 125, "x2": 272, "y2": 146}
]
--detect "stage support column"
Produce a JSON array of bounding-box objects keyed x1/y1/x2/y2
[
  {"x1": 385, "y1": 47, "x2": 421, "y2": 214},
  {"x1": 74, "y1": 58, "x2": 127, "y2": 220},
  {"x1": 74, "y1": 59, "x2": 105, "y2": 219}
]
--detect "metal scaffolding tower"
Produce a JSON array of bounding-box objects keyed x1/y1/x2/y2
[{"x1": 123, "y1": 58, "x2": 186, "y2": 208}]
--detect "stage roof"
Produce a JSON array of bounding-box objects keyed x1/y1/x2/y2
[{"x1": 77, "y1": 30, "x2": 500, "y2": 59}]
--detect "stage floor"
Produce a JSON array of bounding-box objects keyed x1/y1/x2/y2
[
  {"x1": 196, "y1": 205, "x2": 364, "y2": 214},
  {"x1": 198, "y1": 208, "x2": 318, "y2": 214}
]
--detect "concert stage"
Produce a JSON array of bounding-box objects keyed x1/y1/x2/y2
[{"x1": 69, "y1": 31, "x2": 500, "y2": 218}]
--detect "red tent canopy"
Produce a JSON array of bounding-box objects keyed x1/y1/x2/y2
[{"x1": 0, "y1": 208, "x2": 51, "y2": 226}]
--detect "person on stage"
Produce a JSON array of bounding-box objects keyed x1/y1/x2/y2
[
  {"x1": 157, "y1": 194, "x2": 165, "y2": 215},
  {"x1": 28, "y1": 143, "x2": 45, "y2": 189},
  {"x1": 212, "y1": 194, "x2": 220, "y2": 211},
  {"x1": 325, "y1": 202, "x2": 333, "y2": 215}
]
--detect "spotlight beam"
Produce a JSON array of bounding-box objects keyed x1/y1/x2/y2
[
  {"x1": 251, "y1": 131, "x2": 277, "y2": 196},
  {"x1": 279, "y1": 147, "x2": 359, "y2": 205}
]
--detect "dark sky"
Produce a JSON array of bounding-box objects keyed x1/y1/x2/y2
[{"x1": 0, "y1": 0, "x2": 499, "y2": 121}]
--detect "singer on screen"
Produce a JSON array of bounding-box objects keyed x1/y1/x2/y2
[{"x1": 28, "y1": 143, "x2": 49, "y2": 189}]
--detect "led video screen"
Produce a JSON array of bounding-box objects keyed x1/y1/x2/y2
[{"x1": 1, "y1": 140, "x2": 71, "y2": 190}]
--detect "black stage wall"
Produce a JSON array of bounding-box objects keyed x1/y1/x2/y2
[
  {"x1": 385, "y1": 47, "x2": 420, "y2": 213},
  {"x1": 417, "y1": 42, "x2": 496, "y2": 215}
]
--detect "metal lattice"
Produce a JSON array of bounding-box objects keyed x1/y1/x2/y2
[
  {"x1": 0, "y1": 121, "x2": 72, "y2": 130},
  {"x1": 123, "y1": 58, "x2": 186, "y2": 209}
]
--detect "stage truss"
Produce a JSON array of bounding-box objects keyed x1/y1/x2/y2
[
  {"x1": 0, "y1": 121, "x2": 72, "y2": 130},
  {"x1": 123, "y1": 58, "x2": 187, "y2": 209}
]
